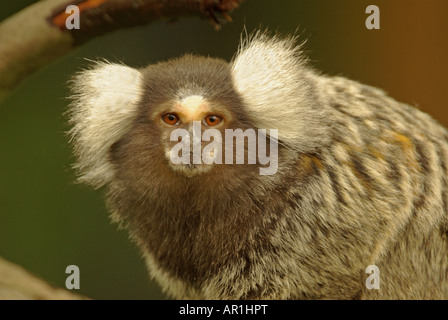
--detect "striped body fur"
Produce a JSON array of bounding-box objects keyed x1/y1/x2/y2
[{"x1": 68, "y1": 32, "x2": 448, "y2": 299}]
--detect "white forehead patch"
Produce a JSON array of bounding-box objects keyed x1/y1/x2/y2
[
  {"x1": 176, "y1": 95, "x2": 210, "y2": 121},
  {"x1": 181, "y1": 95, "x2": 204, "y2": 111}
]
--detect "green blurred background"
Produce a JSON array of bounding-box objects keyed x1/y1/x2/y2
[{"x1": 1, "y1": 0, "x2": 447, "y2": 299}]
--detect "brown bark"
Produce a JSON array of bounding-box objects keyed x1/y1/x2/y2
[{"x1": 0, "y1": 257, "x2": 87, "y2": 300}]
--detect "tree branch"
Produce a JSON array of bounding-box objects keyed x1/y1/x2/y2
[
  {"x1": 0, "y1": 0, "x2": 244, "y2": 105},
  {"x1": 0, "y1": 257, "x2": 87, "y2": 300}
]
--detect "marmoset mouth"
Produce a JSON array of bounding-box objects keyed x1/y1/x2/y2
[
  {"x1": 184, "y1": 163, "x2": 202, "y2": 170},
  {"x1": 168, "y1": 161, "x2": 214, "y2": 177}
]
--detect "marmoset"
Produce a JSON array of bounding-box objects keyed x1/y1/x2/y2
[{"x1": 68, "y1": 31, "x2": 448, "y2": 299}]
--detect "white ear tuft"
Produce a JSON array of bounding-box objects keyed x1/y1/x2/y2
[
  {"x1": 68, "y1": 61, "x2": 143, "y2": 188},
  {"x1": 231, "y1": 31, "x2": 330, "y2": 152}
]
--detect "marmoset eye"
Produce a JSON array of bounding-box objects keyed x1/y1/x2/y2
[
  {"x1": 203, "y1": 115, "x2": 222, "y2": 126},
  {"x1": 162, "y1": 113, "x2": 180, "y2": 125}
]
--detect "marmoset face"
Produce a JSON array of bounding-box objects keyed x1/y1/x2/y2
[
  {"x1": 106, "y1": 55, "x2": 278, "y2": 181},
  {"x1": 152, "y1": 95, "x2": 232, "y2": 177}
]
